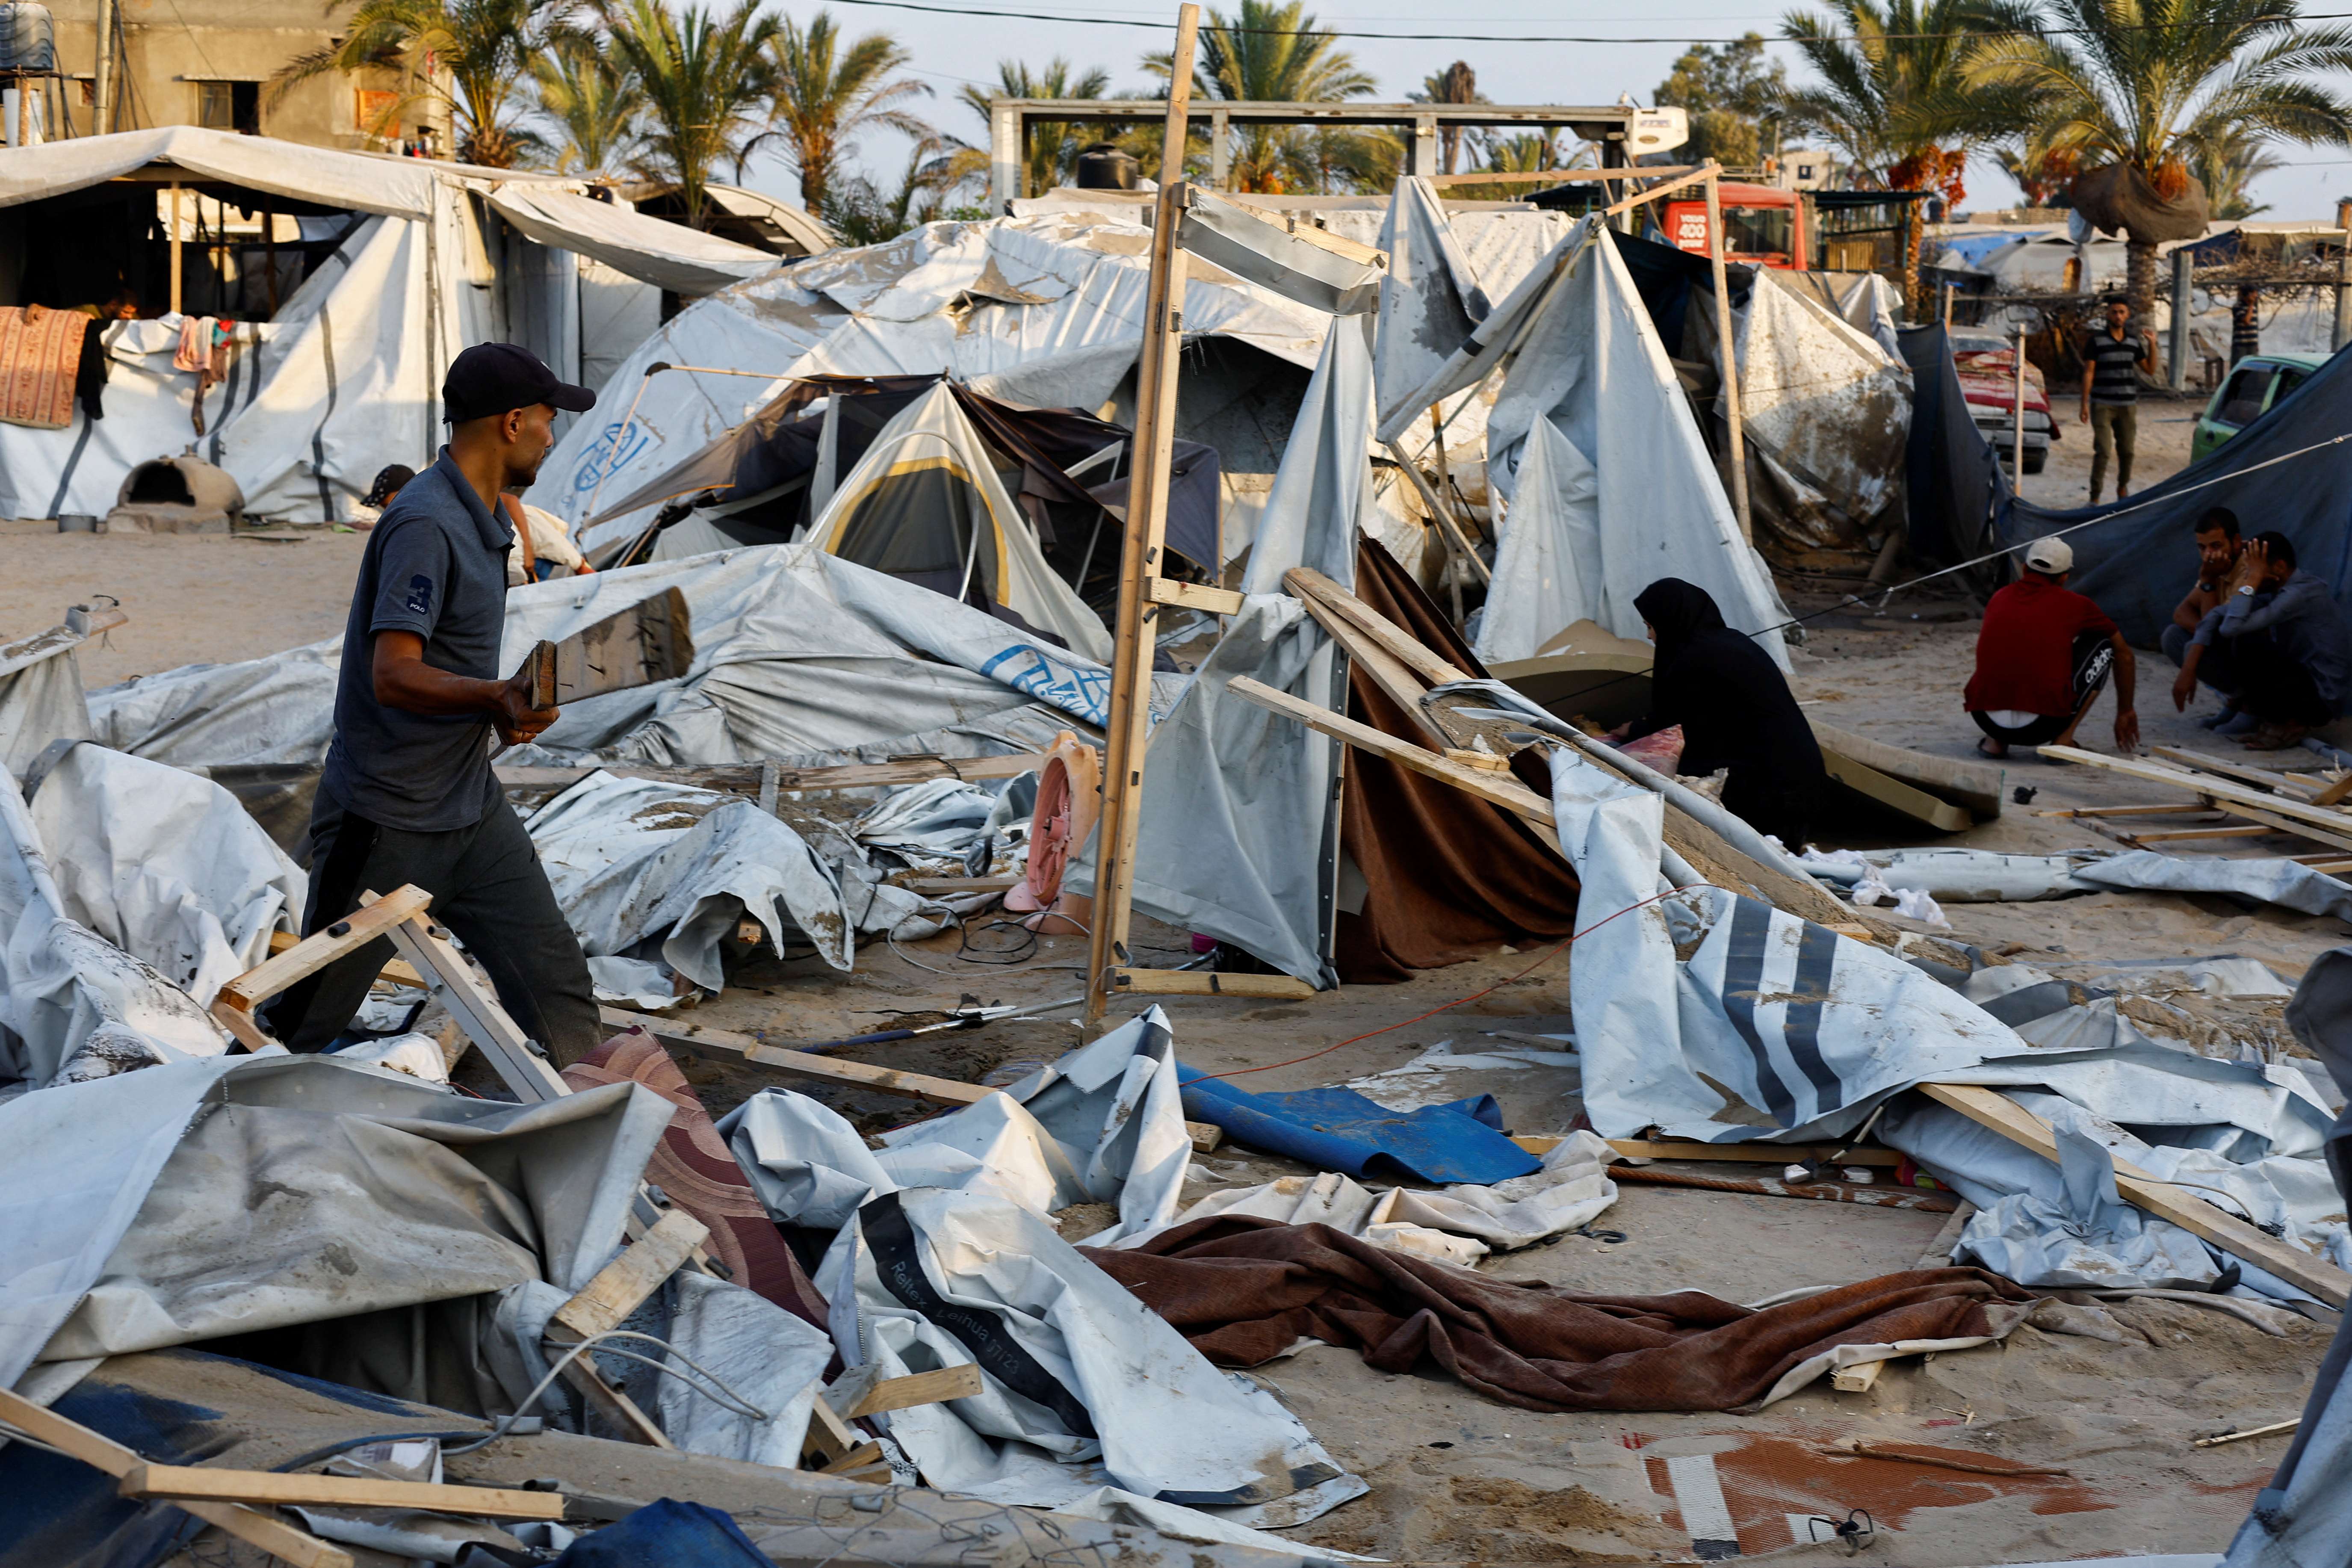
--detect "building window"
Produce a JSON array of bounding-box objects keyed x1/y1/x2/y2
[{"x1": 196, "y1": 80, "x2": 260, "y2": 134}]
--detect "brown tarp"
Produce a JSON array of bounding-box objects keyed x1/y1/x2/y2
[
  {"x1": 1337, "y1": 537, "x2": 1581, "y2": 981},
  {"x1": 1084, "y1": 1217, "x2": 2036, "y2": 1413}
]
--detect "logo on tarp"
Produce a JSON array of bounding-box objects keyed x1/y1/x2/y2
[
  {"x1": 979, "y1": 644, "x2": 1109, "y2": 726},
  {"x1": 574, "y1": 418, "x2": 653, "y2": 493}
]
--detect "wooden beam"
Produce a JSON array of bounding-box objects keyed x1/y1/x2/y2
[
  {"x1": 2038, "y1": 802, "x2": 2219, "y2": 818},
  {"x1": 1563, "y1": 1137, "x2": 1901, "y2": 1166},
  {"x1": 2317, "y1": 772, "x2": 2352, "y2": 808},
  {"x1": 1111, "y1": 966, "x2": 1318, "y2": 998},
  {"x1": 552, "y1": 1209, "x2": 709, "y2": 1342},
  {"x1": 266, "y1": 929, "x2": 425, "y2": 988},
  {"x1": 1382, "y1": 438, "x2": 1492, "y2": 586},
  {"x1": 383, "y1": 908, "x2": 570, "y2": 1102},
  {"x1": 1288, "y1": 587, "x2": 1452, "y2": 747},
  {"x1": 2126, "y1": 825, "x2": 2278, "y2": 842},
  {"x1": 0, "y1": 1388, "x2": 354, "y2": 1568},
  {"x1": 837, "y1": 1364, "x2": 987, "y2": 1420},
  {"x1": 1918, "y1": 1082, "x2": 2351, "y2": 1308},
  {"x1": 2214, "y1": 799, "x2": 2352, "y2": 856},
  {"x1": 1428, "y1": 164, "x2": 1702, "y2": 189},
  {"x1": 1604, "y1": 165, "x2": 1714, "y2": 217},
  {"x1": 1702, "y1": 165, "x2": 1751, "y2": 542},
  {"x1": 1832, "y1": 1359, "x2": 1886, "y2": 1393},
  {"x1": 1818, "y1": 745, "x2": 1972, "y2": 833},
  {"x1": 1147, "y1": 578, "x2": 1246, "y2": 616},
  {"x1": 1086, "y1": 2, "x2": 1203, "y2": 1032},
  {"x1": 211, "y1": 884, "x2": 434, "y2": 1035},
  {"x1": 1283, "y1": 567, "x2": 1472, "y2": 687},
  {"x1": 120, "y1": 1465, "x2": 565, "y2": 1521},
  {"x1": 599, "y1": 1007, "x2": 994, "y2": 1105},
  {"x1": 2152, "y1": 746, "x2": 2334, "y2": 803},
  {"x1": 1228, "y1": 675, "x2": 1557, "y2": 832},
  {"x1": 2040, "y1": 747, "x2": 2352, "y2": 842}
]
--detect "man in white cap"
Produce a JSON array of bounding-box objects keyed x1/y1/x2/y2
[{"x1": 1963, "y1": 535, "x2": 2139, "y2": 759}]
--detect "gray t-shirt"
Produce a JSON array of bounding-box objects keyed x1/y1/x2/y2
[{"x1": 319, "y1": 452, "x2": 517, "y2": 831}]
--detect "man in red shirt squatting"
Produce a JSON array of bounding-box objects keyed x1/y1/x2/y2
[{"x1": 1964, "y1": 536, "x2": 2140, "y2": 760}]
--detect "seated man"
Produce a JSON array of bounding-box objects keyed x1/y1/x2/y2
[
  {"x1": 2175, "y1": 532, "x2": 2352, "y2": 750},
  {"x1": 1965, "y1": 536, "x2": 2139, "y2": 759},
  {"x1": 2163, "y1": 506, "x2": 2250, "y2": 729}
]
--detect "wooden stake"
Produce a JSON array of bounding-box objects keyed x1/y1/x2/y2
[
  {"x1": 1085, "y1": 1, "x2": 1202, "y2": 1033},
  {"x1": 1702, "y1": 165, "x2": 1751, "y2": 543},
  {"x1": 169, "y1": 181, "x2": 184, "y2": 316}
]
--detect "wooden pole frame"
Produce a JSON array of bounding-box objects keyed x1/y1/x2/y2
[
  {"x1": 1700, "y1": 165, "x2": 1751, "y2": 542},
  {"x1": 1083, "y1": 3, "x2": 1202, "y2": 1031},
  {"x1": 169, "y1": 181, "x2": 184, "y2": 317}
]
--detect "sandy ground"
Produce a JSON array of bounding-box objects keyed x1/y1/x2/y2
[
  {"x1": 0, "y1": 518, "x2": 370, "y2": 686},
  {"x1": 2011, "y1": 394, "x2": 2201, "y2": 513},
  {"x1": 30, "y1": 422, "x2": 2347, "y2": 1562}
]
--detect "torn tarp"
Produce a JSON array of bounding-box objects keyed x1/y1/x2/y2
[{"x1": 1805, "y1": 845, "x2": 2352, "y2": 920}]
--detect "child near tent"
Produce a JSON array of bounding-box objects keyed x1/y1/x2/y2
[
  {"x1": 349, "y1": 464, "x2": 414, "y2": 531},
  {"x1": 1964, "y1": 536, "x2": 2139, "y2": 759}
]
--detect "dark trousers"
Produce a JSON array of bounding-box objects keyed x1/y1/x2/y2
[
  {"x1": 1972, "y1": 629, "x2": 2114, "y2": 747},
  {"x1": 2229, "y1": 629, "x2": 2333, "y2": 726},
  {"x1": 2161, "y1": 622, "x2": 2244, "y2": 701},
  {"x1": 262, "y1": 791, "x2": 604, "y2": 1068}
]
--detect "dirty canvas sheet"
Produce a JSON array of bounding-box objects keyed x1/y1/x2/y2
[
  {"x1": 1804, "y1": 845, "x2": 2352, "y2": 920},
  {"x1": 1086, "y1": 1219, "x2": 2042, "y2": 1412}
]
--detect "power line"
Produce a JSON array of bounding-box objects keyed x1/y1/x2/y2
[{"x1": 827, "y1": 0, "x2": 2352, "y2": 45}]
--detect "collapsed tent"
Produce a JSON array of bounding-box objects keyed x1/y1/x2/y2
[{"x1": 0, "y1": 128, "x2": 783, "y2": 523}]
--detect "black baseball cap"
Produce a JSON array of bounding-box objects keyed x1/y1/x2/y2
[{"x1": 443, "y1": 342, "x2": 597, "y2": 425}]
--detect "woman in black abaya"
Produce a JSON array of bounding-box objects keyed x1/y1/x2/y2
[{"x1": 1619, "y1": 577, "x2": 1826, "y2": 849}]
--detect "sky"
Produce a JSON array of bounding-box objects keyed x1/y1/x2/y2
[{"x1": 730, "y1": 0, "x2": 2352, "y2": 224}]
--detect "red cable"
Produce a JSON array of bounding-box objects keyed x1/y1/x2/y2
[{"x1": 1179, "y1": 885, "x2": 1712, "y2": 1086}]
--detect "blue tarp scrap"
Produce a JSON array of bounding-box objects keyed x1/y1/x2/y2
[
  {"x1": 550, "y1": 1499, "x2": 771, "y2": 1567},
  {"x1": 1177, "y1": 1064, "x2": 1542, "y2": 1185}
]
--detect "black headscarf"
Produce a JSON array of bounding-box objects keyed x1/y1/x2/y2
[{"x1": 1626, "y1": 576, "x2": 1826, "y2": 845}]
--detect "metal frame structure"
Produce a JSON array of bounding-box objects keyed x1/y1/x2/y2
[{"x1": 987, "y1": 98, "x2": 1658, "y2": 211}]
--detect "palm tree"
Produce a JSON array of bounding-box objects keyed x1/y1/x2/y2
[
  {"x1": 2192, "y1": 128, "x2": 2285, "y2": 220},
  {"x1": 599, "y1": 0, "x2": 777, "y2": 227},
  {"x1": 1968, "y1": 0, "x2": 2352, "y2": 316},
  {"x1": 534, "y1": 32, "x2": 644, "y2": 174},
  {"x1": 1485, "y1": 130, "x2": 1586, "y2": 174},
  {"x1": 272, "y1": 0, "x2": 562, "y2": 167},
  {"x1": 959, "y1": 59, "x2": 1111, "y2": 197},
  {"x1": 1143, "y1": 0, "x2": 1377, "y2": 193},
  {"x1": 754, "y1": 11, "x2": 934, "y2": 215},
  {"x1": 1779, "y1": 0, "x2": 2039, "y2": 303},
  {"x1": 1412, "y1": 61, "x2": 1484, "y2": 174},
  {"x1": 826, "y1": 135, "x2": 970, "y2": 244}
]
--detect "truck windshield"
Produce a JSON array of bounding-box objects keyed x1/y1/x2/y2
[{"x1": 1723, "y1": 206, "x2": 1794, "y2": 260}]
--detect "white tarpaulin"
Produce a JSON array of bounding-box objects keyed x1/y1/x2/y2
[
  {"x1": 538, "y1": 213, "x2": 1333, "y2": 558},
  {"x1": 1471, "y1": 415, "x2": 1597, "y2": 665},
  {"x1": 25, "y1": 743, "x2": 303, "y2": 1010},
  {"x1": 1805, "y1": 845, "x2": 2352, "y2": 920},
  {"x1": 0, "y1": 1051, "x2": 670, "y2": 1387},
  {"x1": 0, "y1": 620, "x2": 96, "y2": 777},
  {"x1": 484, "y1": 185, "x2": 776, "y2": 297},
  {"x1": 0, "y1": 761, "x2": 227, "y2": 1092},
  {"x1": 1370, "y1": 177, "x2": 1490, "y2": 439},
  {"x1": 0, "y1": 129, "x2": 788, "y2": 524}
]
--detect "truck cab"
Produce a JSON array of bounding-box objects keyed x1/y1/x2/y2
[{"x1": 1661, "y1": 183, "x2": 1809, "y2": 270}]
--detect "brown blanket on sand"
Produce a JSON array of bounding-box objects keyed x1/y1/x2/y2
[{"x1": 1082, "y1": 1217, "x2": 2036, "y2": 1413}]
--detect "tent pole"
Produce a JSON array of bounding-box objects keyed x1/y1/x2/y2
[
  {"x1": 1702, "y1": 165, "x2": 1750, "y2": 543},
  {"x1": 94, "y1": 0, "x2": 115, "y2": 134},
  {"x1": 1085, "y1": 2, "x2": 1201, "y2": 1033},
  {"x1": 169, "y1": 181, "x2": 183, "y2": 316}
]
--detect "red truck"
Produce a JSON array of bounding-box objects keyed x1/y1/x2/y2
[
  {"x1": 1947, "y1": 331, "x2": 2056, "y2": 475},
  {"x1": 1662, "y1": 183, "x2": 1810, "y2": 270}
]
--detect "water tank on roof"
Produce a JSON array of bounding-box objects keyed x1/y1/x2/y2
[
  {"x1": 0, "y1": 4, "x2": 56, "y2": 71},
  {"x1": 1075, "y1": 143, "x2": 1139, "y2": 192}
]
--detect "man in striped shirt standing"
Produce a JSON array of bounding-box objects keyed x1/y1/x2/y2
[{"x1": 2081, "y1": 296, "x2": 2157, "y2": 502}]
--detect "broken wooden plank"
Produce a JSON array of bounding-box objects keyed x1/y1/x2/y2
[
  {"x1": 2125, "y1": 824, "x2": 2278, "y2": 843},
  {"x1": 120, "y1": 1465, "x2": 566, "y2": 1521},
  {"x1": 818, "y1": 1441, "x2": 891, "y2": 1482},
  {"x1": 1818, "y1": 744, "x2": 1973, "y2": 833},
  {"x1": 802, "y1": 1393, "x2": 864, "y2": 1465},
  {"x1": 599, "y1": 1007, "x2": 994, "y2": 1105},
  {"x1": 551, "y1": 1209, "x2": 709, "y2": 1342},
  {"x1": 1147, "y1": 578, "x2": 1246, "y2": 616},
  {"x1": 2040, "y1": 747, "x2": 2352, "y2": 843},
  {"x1": 1810, "y1": 718, "x2": 2004, "y2": 819},
  {"x1": 1186, "y1": 1119, "x2": 1224, "y2": 1153},
  {"x1": 1287, "y1": 582, "x2": 1456, "y2": 747},
  {"x1": 1831, "y1": 1360, "x2": 1885, "y2": 1393},
  {"x1": 0, "y1": 1388, "x2": 355, "y2": 1568},
  {"x1": 2213, "y1": 798, "x2": 2352, "y2": 856},
  {"x1": 1576, "y1": 1137, "x2": 1901, "y2": 1166},
  {"x1": 1285, "y1": 567, "x2": 1469, "y2": 686},
  {"x1": 550, "y1": 586, "x2": 693, "y2": 703},
  {"x1": 1111, "y1": 966, "x2": 1318, "y2": 999},
  {"x1": 2152, "y1": 745, "x2": 2337, "y2": 805},
  {"x1": 384, "y1": 908, "x2": 570, "y2": 1102},
  {"x1": 1919, "y1": 1082, "x2": 2351, "y2": 1308},
  {"x1": 838, "y1": 1364, "x2": 987, "y2": 1420}
]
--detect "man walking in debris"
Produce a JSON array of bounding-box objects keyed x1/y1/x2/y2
[
  {"x1": 1965, "y1": 535, "x2": 2139, "y2": 759},
  {"x1": 2173, "y1": 531, "x2": 2352, "y2": 751},
  {"x1": 263, "y1": 343, "x2": 606, "y2": 1066},
  {"x1": 2082, "y1": 296, "x2": 2156, "y2": 502}
]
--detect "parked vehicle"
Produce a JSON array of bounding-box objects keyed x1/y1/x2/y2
[
  {"x1": 1949, "y1": 331, "x2": 2057, "y2": 475},
  {"x1": 2192, "y1": 352, "x2": 2327, "y2": 462},
  {"x1": 1662, "y1": 183, "x2": 1810, "y2": 270}
]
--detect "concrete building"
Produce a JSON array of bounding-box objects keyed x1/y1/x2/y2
[{"x1": 34, "y1": 0, "x2": 447, "y2": 152}]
